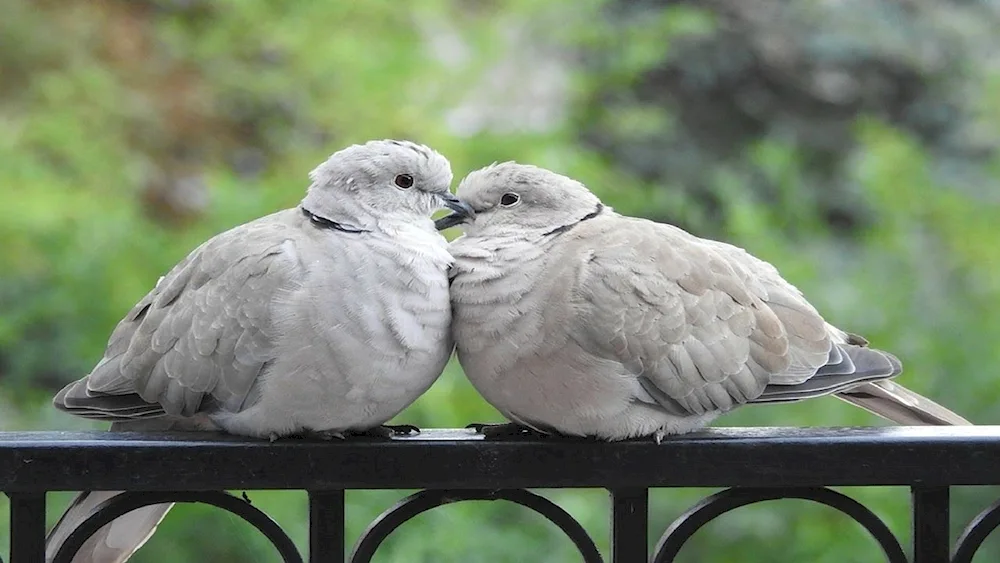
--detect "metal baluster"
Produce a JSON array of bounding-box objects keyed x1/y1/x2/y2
[
  {"x1": 309, "y1": 490, "x2": 346, "y2": 563},
  {"x1": 611, "y1": 488, "x2": 648, "y2": 563},
  {"x1": 911, "y1": 486, "x2": 950, "y2": 563},
  {"x1": 8, "y1": 492, "x2": 46, "y2": 563}
]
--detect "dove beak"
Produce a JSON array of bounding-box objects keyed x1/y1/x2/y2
[{"x1": 435, "y1": 193, "x2": 475, "y2": 231}]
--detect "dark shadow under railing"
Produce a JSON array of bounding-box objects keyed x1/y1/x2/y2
[{"x1": 3, "y1": 426, "x2": 1000, "y2": 563}]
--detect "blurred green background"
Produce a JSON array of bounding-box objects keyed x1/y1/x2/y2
[{"x1": 2, "y1": 0, "x2": 1000, "y2": 561}]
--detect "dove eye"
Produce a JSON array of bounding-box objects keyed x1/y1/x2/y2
[
  {"x1": 500, "y1": 192, "x2": 520, "y2": 207},
  {"x1": 394, "y1": 174, "x2": 414, "y2": 189}
]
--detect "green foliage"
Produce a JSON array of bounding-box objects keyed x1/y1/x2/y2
[{"x1": 1, "y1": 0, "x2": 999, "y2": 561}]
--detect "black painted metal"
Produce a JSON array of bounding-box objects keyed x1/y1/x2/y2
[
  {"x1": 348, "y1": 489, "x2": 603, "y2": 563},
  {"x1": 953, "y1": 497, "x2": 1000, "y2": 563},
  {"x1": 4, "y1": 427, "x2": 1000, "y2": 561},
  {"x1": 309, "y1": 490, "x2": 346, "y2": 563},
  {"x1": 3, "y1": 427, "x2": 1000, "y2": 491},
  {"x1": 912, "y1": 486, "x2": 950, "y2": 563},
  {"x1": 50, "y1": 491, "x2": 302, "y2": 563},
  {"x1": 611, "y1": 488, "x2": 648, "y2": 563},
  {"x1": 650, "y1": 487, "x2": 908, "y2": 563},
  {"x1": 8, "y1": 492, "x2": 45, "y2": 563}
]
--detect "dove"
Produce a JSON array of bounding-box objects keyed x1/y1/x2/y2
[
  {"x1": 437, "y1": 162, "x2": 970, "y2": 442},
  {"x1": 46, "y1": 139, "x2": 474, "y2": 563}
]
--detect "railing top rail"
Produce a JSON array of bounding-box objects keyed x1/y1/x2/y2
[{"x1": 1, "y1": 426, "x2": 999, "y2": 492}]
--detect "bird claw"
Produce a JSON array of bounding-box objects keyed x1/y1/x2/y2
[
  {"x1": 278, "y1": 425, "x2": 419, "y2": 441},
  {"x1": 466, "y1": 422, "x2": 546, "y2": 439},
  {"x1": 381, "y1": 424, "x2": 421, "y2": 437},
  {"x1": 346, "y1": 424, "x2": 421, "y2": 439},
  {"x1": 305, "y1": 430, "x2": 348, "y2": 440},
  {"x1": 279, "y1": 429, "x2": 347, "y2": 441}
]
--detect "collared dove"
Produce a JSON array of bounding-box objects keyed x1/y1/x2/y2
[
  {"x1": 437, "y1": 162, "x2": 970, "y2": 442},
  {"x1": 46, "y1": 139, "x2": 474, "y2": 563}
]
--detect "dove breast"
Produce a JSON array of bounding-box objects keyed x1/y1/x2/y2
[{"x1": 449, "y1": 225, "x2": 672, "y2": 437}]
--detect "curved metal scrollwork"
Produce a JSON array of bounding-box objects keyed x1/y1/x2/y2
[
  {"x1": 350, "y1": 489, "x2": 603, "y2": 563},
  {"x1": 953, "y1": 498, "x2": 1000, "y2": 563},
  {"x1": 651, "y1": 487, "x2": 907, "y2": 563},
  {"x1": 51, "y1": 491, "x2": 301, "y2": 563}
]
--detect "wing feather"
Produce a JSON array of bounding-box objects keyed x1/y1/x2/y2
[
  {"x1": 570, "y1": 216, "x2": 843, "y2": 416},
  {"x1": 54, "y1": 213, "x2": 302, "y2": 421}
]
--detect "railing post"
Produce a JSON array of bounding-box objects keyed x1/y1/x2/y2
[
  {"x1": 8, "y1": 492, "x2": 46, "y2": 563},
  {"x1": 611, "y1": 488, "x2": 648, "y2": 563},
  {"x1": 309, "y1": 489, "x2": 346, "y2": 563},
  {"x1": 911, "y1": 486, "x2": 950, "y2": 563}
]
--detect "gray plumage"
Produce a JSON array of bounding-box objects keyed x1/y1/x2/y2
[
  {"x1": 47, "y1": 139, "x2": 467, "y2": 563},
  {"x1": 441, "y1": 162, "x2": 970, "y2": 442}
]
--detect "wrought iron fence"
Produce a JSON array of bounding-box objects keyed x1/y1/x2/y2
[{"x1": 3, "y1": 426, "x2": 1000, "y2": 562}]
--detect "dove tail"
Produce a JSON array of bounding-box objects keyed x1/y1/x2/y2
[
  {"x1": 46, "y1": 490, "x2": 173, "y2": 563},
  {"x1": 835, "y1": 380, "x2": 972, "y2": 426},
  {"x1": 755, "y1": 342, "x2": 972, "y2": 425}
]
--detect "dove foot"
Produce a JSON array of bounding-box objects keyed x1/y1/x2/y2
[
  {"x1": 466, "y1": 422, "x2": 547, "y2": 439},
  {"x1": 285, "y1": 429, "x2": 347, "y2": 441},
  {"x1": 346, "y1": 424, "x2": 421, "y2": 439}
]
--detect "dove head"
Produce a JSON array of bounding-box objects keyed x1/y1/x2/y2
[
  {"x1": 301, "y1": 139, "x2": 472, "y2": 228},
  {"x1": 435, "y1": 162, "x2": 604, "y2": 236}
]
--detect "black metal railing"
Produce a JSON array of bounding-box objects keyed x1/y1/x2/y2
[{"x1": 3, "y1": 426, "x2": 1000, "y2": 562}]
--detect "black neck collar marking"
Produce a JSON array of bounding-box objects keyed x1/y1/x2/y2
[
  {"x1": 543, "y1": 203, "x2": 604, "y2": 237},
  {"x1": 301, "y1": 207, "x2": 368, "y2": 233}
]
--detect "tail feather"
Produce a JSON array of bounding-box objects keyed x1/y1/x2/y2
[
  {"x1": 756, "y1": 345, "x2": 900, "y2": 403},
  {"x1": 46, "y1": 419, "x2": 204, "y2": 562},
  {"x1": 53, "y1": 378, "x2": 166, "y2": 422},
  {"x1": 45, "y1": 491, "x2": 172, "y2": 563},
  {"x1": 836, "y1": 380, "x2": 972, "y2": 426},
  {"x1": 754, "y1": 343, "x2": 970, "y2": 426}
]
